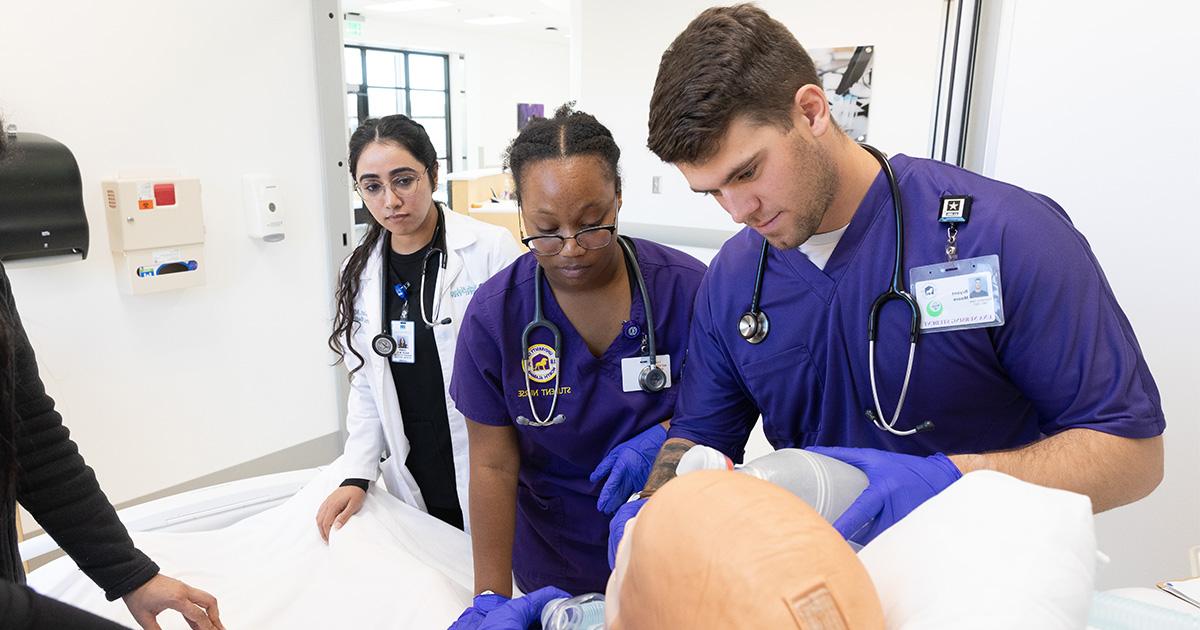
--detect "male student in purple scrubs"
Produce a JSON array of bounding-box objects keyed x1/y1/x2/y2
[{"x1": 612, "y1": 4, "x2": 1164, "y2": 555}]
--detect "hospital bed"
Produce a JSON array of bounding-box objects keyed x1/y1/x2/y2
[
  {"x1": 21, "y1": 462, "x2": 477, "y2": 629},
  {"x1": 20, "y1": 462, "x2": 1200, "y2": 629}
]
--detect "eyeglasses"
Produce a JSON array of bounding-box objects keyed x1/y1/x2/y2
[
  {"x1": 521, "y1": 223, "x2": 617, "y2": 256},
  {"x1": 354, "y1": 171, "x2": 426, "y2": 204}
]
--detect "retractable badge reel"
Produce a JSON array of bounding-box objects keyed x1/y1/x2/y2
[{"x1": 939, "y1": 195, "x2": 971, "y2": 262}]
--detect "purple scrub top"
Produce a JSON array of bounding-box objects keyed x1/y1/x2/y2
[
  {"x1": 451, "y1": 237, "x2": 706, "y2": 594},
  {"x1": 669, "y1": 154, "x2": 1164, "y2": 462}
]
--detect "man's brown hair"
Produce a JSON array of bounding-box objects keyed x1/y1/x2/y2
[{"x1": 647, "y1": 4, "x2": 820, "y2": 165}]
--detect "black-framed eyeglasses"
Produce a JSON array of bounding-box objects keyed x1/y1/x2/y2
[
  {"x1": 521, "y1": 224, "x2": 617, "y2": 256},
  {"x1": 354, "y1": 170, "x2": 427, "y2": 204}
]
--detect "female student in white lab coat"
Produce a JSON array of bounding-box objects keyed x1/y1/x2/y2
[{"x1": 316, "y1": 115, "x2": 520, "y2": 538}]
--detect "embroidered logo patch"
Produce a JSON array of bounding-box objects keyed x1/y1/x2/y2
[{"x1": 524, "y1": 343, "x2": 559, "y2": 384}]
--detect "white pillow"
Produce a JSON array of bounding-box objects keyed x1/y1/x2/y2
[{"x1": 858, "y1": 470, "x2": 1096, "y2": 629}]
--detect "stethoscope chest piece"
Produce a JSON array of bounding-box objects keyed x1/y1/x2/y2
[
  {"x1": 638, "y1": 363, "x2": 668, "y2": 393},
  {"x1": 738, "y1": 310, "x2": 770, "y2": 344},
  {"x1": 372, "y1": 333, "x2": 397, "y2": 357}
]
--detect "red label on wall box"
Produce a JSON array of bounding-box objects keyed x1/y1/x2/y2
[
  {"x1": 153, "y1": 183, "x2": 176, "y2": 206},
  {"x1": 138, "y1": 199, "x2": 155, "y2": 210}
]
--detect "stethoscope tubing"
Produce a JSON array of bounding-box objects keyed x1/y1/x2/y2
[
  {"x1": 516, "y1": 235, "x2": 662, "y2": 427},
  {"x1": 740, "y1": 143, "x2": 929, "y2": 436},
  {"x1": 516, "y1": 263, "x2": 566, "y2": 427},
  {"x1": 373, "y1": 205, "x2": 450, "y2": 358}
]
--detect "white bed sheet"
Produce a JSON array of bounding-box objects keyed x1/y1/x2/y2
[{"x1": 28, "y1": 460, "x2": 476, "y2": 629}]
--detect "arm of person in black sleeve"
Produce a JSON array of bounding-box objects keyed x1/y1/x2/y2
[
  {"x1": 2, "y1": 266, "x2": 224, "y2": 630},
  {"x1": 5, "y1": 287, "x2": 159, "y2": 599},
  {"x1": 1, "y1": 581, "x2": 129, "y2": 630}
]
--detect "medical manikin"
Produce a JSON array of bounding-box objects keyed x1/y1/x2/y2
[
  {"x1": 533, "y1": 447, "x2": 873, "y2": 629},
  {"x1": 605, "y1": 469, "x2": 884, "y2": 629}
]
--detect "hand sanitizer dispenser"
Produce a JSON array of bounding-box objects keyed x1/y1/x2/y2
[{"x1": 243, "y1": 174, "x2": 284, "y2": 242}]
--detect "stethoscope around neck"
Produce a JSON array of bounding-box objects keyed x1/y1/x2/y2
[
  {"x1": 737, "y1": 143, "x2": 933, "y2": 437},
  {"x1": 371, "y1": 204, "x2": 451, "y2": 358},
  {"x1": 515, "y1": 235, "x2": 667, "y2": 427}
]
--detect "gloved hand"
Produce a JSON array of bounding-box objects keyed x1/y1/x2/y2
[
  {"x1": 449, "y1": 592, "x2": 510, "y2": 630},
  {"x1": 607, "y1": 497, "x2": 647, "y2": 569},
  {"x1": 478, "y1": 586, "x2": 571, "y2": 630},
  {"x1": 806, "y1": 446, "x2": 962, "y2": 546},
  {"x1": 590, "y1": 424, "x2": 667, "y2": 514}
]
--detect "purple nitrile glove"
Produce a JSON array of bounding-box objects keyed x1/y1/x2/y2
[
  {"x1": 806, "y1": 446, "x2": 962, "y2": 546},
  {"x1": 607, "y1": 497, "x2": 647, "y2": 570},
  {"x1": 477, "y1": 586, "x2": 572, "y2": 630},
  {"x1": 590, "y1": 424, "x2": 668, "y2": 514},
  {"x1": 449, "y1": 592, "x2": 510, "y2": 630}
]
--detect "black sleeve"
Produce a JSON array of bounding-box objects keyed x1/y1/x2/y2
[
  {"x1": 0, "y1": 581, "x2": 129, "y2": 629},
  {"x1": 339, "y1": 478, "x2": 370, "y2": 491},
  {"x1": 2, "y1": 266, "x2": 159, "y2": 601}
]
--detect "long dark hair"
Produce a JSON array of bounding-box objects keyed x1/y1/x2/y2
[{"x1": 328, "y1": 115, "x2": 440, "y2": 376}]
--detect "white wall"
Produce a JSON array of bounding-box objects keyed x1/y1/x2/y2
[
  {"x1": 0, "y1": 1, "x2": 340, "y2": 504},
  {"x1": 977, "y1": 0, "x2": 1200, "y2": 589},
  {"x1": 349, "y1": 15, "x2": 570, "y2": 173},
  {"x1": 577, "y1": 0, "x2": 947, "y2": 232}
]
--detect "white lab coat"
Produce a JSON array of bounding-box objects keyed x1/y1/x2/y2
[{"x1": 340, "y1": 207, "x2": 521, "y2": 532}]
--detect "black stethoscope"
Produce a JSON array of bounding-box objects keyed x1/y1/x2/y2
[
  {"x1": 515, "y1": 235, "x2": 667, "y2": 427},
  {"x1": 371, "y1": 205, "x2": 452, "y2": 358},
  {"x1": 737, "y1": 144, "x2": 933, "y2": 436}
]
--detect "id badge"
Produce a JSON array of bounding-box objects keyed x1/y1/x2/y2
[
  {"x1": 390, "y1": 320, "x2": 416, "y2": 364},
  {"x1": 621, "y1": 355, "x2": 672, "y2": 392},
  {"x1": 909, "y1": 254, "x2": 1004, "y2": 334}
]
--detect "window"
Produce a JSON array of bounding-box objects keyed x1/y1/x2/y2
[{"x1": 345, "y1": 45, "x2": 453, "y2": 217}]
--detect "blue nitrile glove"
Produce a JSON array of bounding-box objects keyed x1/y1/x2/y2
[
  {"x1": 608, "y1": 497, "x2": 647, "y2": 569},
  {"x1": 806, "y1": 446, "x2": 962, "y2": 546},
  {"x1": 449, "y1": 592, "x2": 510, "y2": 630},
  {"x1": 478, "y1": 586, "x2": 571, "y2": 630},
  {"x1": 590, "y1": 424, "x2": 668, "y2": 514}
]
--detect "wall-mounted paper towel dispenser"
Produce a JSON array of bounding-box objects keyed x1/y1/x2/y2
[{"x1": 0, "y1": 131, "x2": 89, "y2": 263}]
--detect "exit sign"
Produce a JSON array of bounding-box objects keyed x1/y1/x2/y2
[{"x1": 344, "y1": 15, "x2": 364, "y2": 39}]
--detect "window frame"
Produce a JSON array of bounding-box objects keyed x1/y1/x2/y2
[{"x1": 345, "y1": 45, "x2": 453, "y2": 222}]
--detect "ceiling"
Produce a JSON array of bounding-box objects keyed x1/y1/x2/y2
[{"x1": 341, "y1": 0, "x2": 572, "y2": 42}]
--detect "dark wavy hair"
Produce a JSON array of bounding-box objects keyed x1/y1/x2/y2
[
  {"x1": 504, "y1": 103, "x2": 622, "y2": 205},
  {"x1": 328, "y1": 115, "x2": 439, "y2": 376}
]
